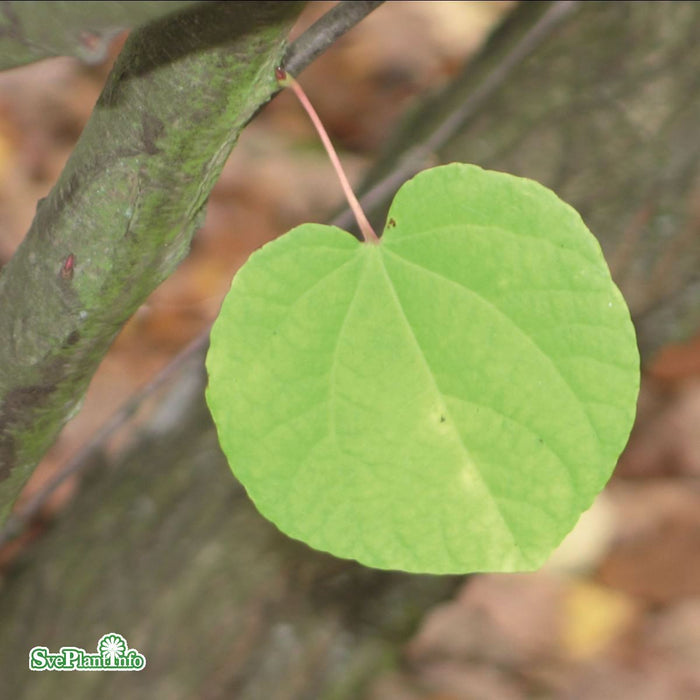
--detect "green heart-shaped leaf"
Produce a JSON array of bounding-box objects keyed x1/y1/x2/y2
[{"x1": 206, "y1": 163, "x2": 639, "y2": 573}]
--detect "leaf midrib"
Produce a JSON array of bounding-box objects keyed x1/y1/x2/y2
[{"x1": 374, "y1": 249, "x2": 523, "y2": 555}]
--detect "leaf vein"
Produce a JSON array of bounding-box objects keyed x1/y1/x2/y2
[{"x1": 382, "y1": 249, "x2": 603, "y2": 451}]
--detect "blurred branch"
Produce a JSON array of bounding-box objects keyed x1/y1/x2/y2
[
  {"x1": 283, "y1": 0, "x2": 385, "y2": 76},
  {"x1": 0, "y1": 1, "x2": 199, "y2": 70}
]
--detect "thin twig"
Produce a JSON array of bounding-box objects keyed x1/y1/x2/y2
[{"x1": 283, "y1": 1, "x2": 385, "y2": 77}]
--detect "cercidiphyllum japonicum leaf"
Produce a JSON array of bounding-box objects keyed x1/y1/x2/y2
[{"x1": 206, "y1": 163, "x2": 639, "y2": 574}]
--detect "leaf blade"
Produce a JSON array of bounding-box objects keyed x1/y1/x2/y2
[{"x1": 206, "y1": 163, "x2": 639, "y2": 574}]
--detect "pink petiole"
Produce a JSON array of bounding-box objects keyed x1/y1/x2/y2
[{"x1": 276, "y1": 67, "x2": 379, "y2": 244}]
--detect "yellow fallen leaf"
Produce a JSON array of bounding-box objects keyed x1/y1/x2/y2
[{"x1": 561, "y1": 579, "x2": 638, "y2": 660}]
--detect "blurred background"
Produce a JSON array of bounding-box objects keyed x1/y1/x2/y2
[{"x1": 1, "y1": 2, "x2": 700, "y2": 698}]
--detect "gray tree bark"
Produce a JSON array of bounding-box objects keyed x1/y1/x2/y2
[
  {"x1": 1, "y1": 2, "x2": 699, "y2": 698},
  {"x1": 0, "y1": 1, "x2": 303, "y2": 520}
]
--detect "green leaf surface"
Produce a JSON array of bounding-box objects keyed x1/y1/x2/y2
[{"x1": 206, "y1": 163, "x2": 639, "y2": 574}]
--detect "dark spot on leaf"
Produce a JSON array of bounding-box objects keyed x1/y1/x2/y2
[
  {"x1": 387, "y1": 218, "x2": 396, "y2": 228},
  {"x1": 440, "y1": 415, "x2": 446, "y2": 423}
]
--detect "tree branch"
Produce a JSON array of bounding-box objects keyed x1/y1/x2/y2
[
  {"x1": 0, "y1": 1, "x2": 304, "y2": 522},
  {"x1": 0, "y1": 0, "x2": 388, "y2": 526},
  {"x1": 283, "y1": 0, "x2": 385, "y2": 76}
]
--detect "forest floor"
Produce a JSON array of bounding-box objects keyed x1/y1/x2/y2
[{"x1": 1, "y1": 3, "x2": 699, "y2": 698}]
